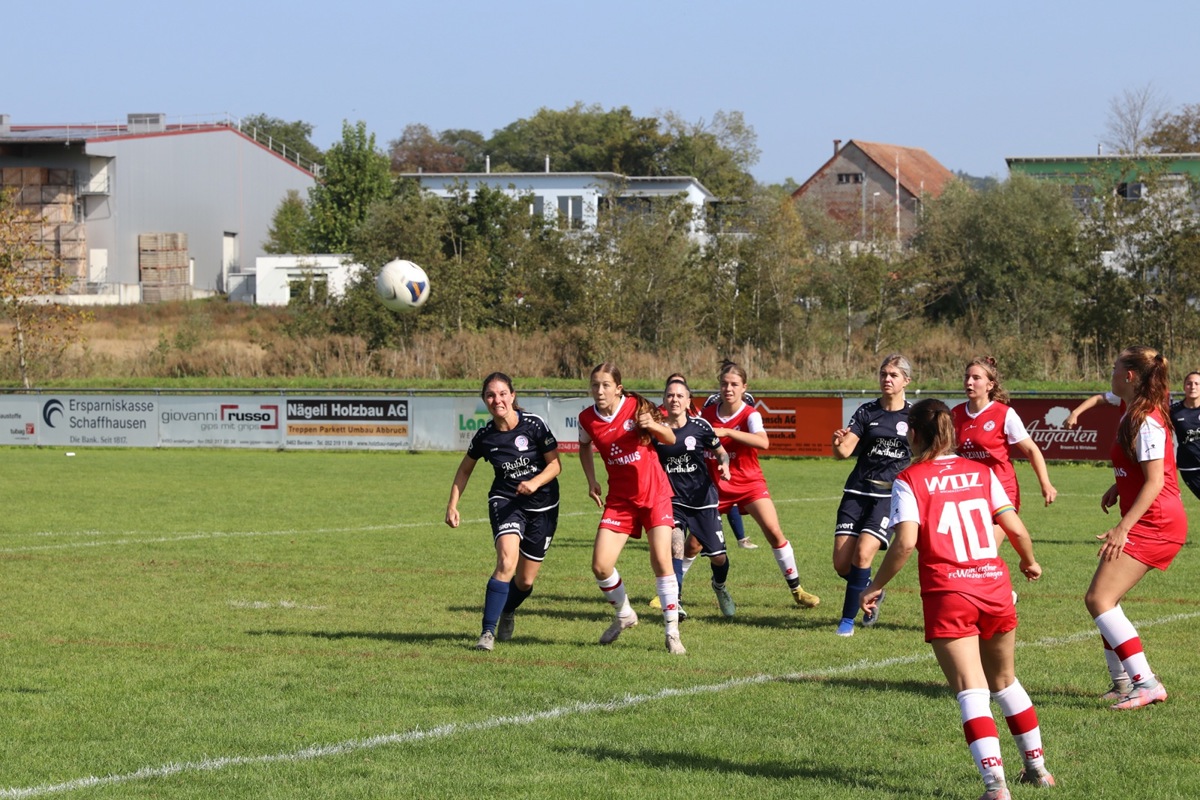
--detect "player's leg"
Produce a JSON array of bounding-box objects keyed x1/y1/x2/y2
[
  {"x1": 832, "y1": 532, "x2": 859, "y2": 635},
  {"x1": 981, "y1": 630, "x2": 1054, "y2": 787},
  {"x1": 728, "y1": 505, "x2": 755, "y2": 548},
  {"x1": 648, "y1": 523, "x2": 684, "y2": 654},
  {"x1": 932, "y1": 636, "x2": 1009, "y2": 798},
  {"x1": 594, "y1": 524, "x2": 637, "y2": 644},
  {"x1": 1085, "y1": 554, "x2": 1165, "y2": 708},
  {"x1": 498, "y1": 506, "x2": 556, "y2": 641},
  {"x1": 476, "y1": 533, "x2": 521, "y2": 651},
  {"x1": 852, "y1": 532, "x2": 885, "y2": 626},
  {"x1": 745, "y1": 497, "x2": 819, "y2": 608}
]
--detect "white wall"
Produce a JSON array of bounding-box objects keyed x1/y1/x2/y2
[{"x1": 254, "y1": 255, "x2": 362, "y2": 306}]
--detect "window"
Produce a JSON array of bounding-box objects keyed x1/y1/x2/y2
[
  {"x1": 837, "y1": 173, "x2": 864, "y2": 185},
  {"x1": 557, "y1": 195, "x2": 584, "y2": 229}
]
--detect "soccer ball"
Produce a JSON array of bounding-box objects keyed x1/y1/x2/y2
[{"x1": 375, "y1": 259, "x2": 430, "y2": 312}]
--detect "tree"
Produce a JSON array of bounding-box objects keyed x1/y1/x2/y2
[
  {"x1": 307, "y1": 120, "x2": 393, "y2": 254},
  {"x1": 239, "y1": 113, "x2": 324, "y2": 166},
  {"x1": 486, "y1": 103, "x2": 671, "y2": 175},
  {"x1": 262, "y1": 189, "x2": 311, "y2": 254},
  {"x1": 660, "y1": 110, "x2": 760, "y2": 198},
  {"x1": 0, "y1": 189, "x2": 89, "y2": 387},
  {"x1": 1102, "y1": 83, "x2": 1168, "y2": 154},
  {"x1": 388, "y1": 123, "x2": 466, "y2": 173},
  {"x1": 1144, "y1": 103, "x2": 1200, "y2": 152}
]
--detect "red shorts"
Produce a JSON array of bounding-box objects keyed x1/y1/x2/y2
[
  {"x1": 598, "y1": 494, "x2": 675, "y2": 538},
  {"x1": 1123, "y1": 530, "x2": 1185, "y2": 571},
  {"x1": 718, "y1": 479, "x2": 771, "y2": 514},
  {"x1": 922, "y1": 591, "x2": 1017, "y2": 643}
]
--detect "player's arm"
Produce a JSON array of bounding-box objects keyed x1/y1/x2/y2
[
  {"x1": 1064, "y1": 393, "x2": 1107, "y2": 428},
  {"x1": 517, "y1": 450, "x2": 561, "y2": 496},
  {"x1": 861, "y1": 520, "x2": 916, "y2": 614},
  {"x1": 1013, "y1": 437, "x2": 1057, "y2": 506},
  {"x1": 995, "y1": 509, "x2": 1041, "y2": 580},
  {"x1": 445, "y1": 454, "x2": 478, "y2": 528},
  {"x1": 578, "y1": 429, "x2": 603, "y2": 507},
  {"x1": 712, "y1": 444, "x2": 732, "y2": 482},
  {"x1": 637, "y1": 409, "x2": 676, "y2": 445},
  {"x1": 832, "y1": 427, "x2": 859, "y2": 460}
]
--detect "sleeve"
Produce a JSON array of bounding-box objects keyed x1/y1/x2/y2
[
  {"x1": 534, "y1": 416, "x2": 559, "y2": 453},
  {"x1": 847, "y1": 403, "x2": 870, "y2": 437},
  {"x1": 1135, "y1": 416, "x2": 1168, "y2": 462},
  {"x1": 890, "y1": 477, "x2": 919, "y2": 526},
  {"x1": 695, "y1": 418, "x2": 721, "y2": 451},
  {"x1": 745, "y1": 410, "x2": 766, "y2": 435},
  {"x1": 1004, "y1": 407, "x2": 1031, "y2": 445},
  {"x1": 1104, "y1": 391, "x2": 1121, "y2": 406},
  {"x1": 466, "y1": 427, "x2": 486, "y2": 461},
  {"x1": 989, "y1": 469, "x2": 1015, "y2": 513}
]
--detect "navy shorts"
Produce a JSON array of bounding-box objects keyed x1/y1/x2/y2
[
  {"x1": 834, "y1": 493, "x2": 893, "y2": 548},
  {"x1": 488, "y1": 497, "x2": 559, "y2": 562},
  {"x1": 673, "y1": 505, "x2": 727, "y2": 557}
]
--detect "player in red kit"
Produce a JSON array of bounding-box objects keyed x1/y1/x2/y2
[
  {"x1": 578, "y1": 363, "x2": 686, "y2": 654},
  {"x1": 1085, "y1": 346, "x2": 1187, "y2": 709},
  {"x1": 700, "y1": 360, "x2": 819, "y2": 608},
  {"x1": 862, "y1": 399, "x2": 1054, "y2": 800}
]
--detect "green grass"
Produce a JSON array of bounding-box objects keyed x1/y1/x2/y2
[{"x1": 0, "y1": 450, "x2": 1196, "y2": 798}]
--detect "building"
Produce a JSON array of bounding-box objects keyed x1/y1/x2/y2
[
  {"x1": 792, "y1": 139, "x2": 956, "y2": 240},
  {"x1": 1006, "y1": 152, "x2": 1200, "y2": 206},
  {"x1": 0, "y1": 113, "x2": 316, "y2": 302},
  {"x1": 249, "y1": 255, "x2": 362, "y2": 306},
  {"x1": 397, "y1": 171, "x2": 714, "y2": 235}
]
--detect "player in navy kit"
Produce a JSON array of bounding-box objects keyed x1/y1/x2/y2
[
  {"x1": 655, "y1": 375, "x2": 736, "y2": 617},
  {"x1": 1169, "y1": 371, "x2": 1200, "y2": 500},
  {"x1": 830, "y1": 354, "x2": 913, "y2": 636},
  {"x1": 445, "y1": 373, "x2": 562, "y2": 652}
]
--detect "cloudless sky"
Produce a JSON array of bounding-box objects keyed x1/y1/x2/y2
[{"x1": 7, "y1": 0, "x2": 1199, "y2": 184}]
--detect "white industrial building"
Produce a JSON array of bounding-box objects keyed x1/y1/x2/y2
[{"x1": 0, "y1": 113, "x2": 316, "y2": 303}]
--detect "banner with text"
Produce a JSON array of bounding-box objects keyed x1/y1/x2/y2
[{"x1": 283, "y1": 397, "x2": 411, "y2": 450}]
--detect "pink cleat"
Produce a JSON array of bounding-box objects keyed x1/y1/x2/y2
[
  {"x1": 1017, "y1": 767, "x2": 1056, "y2": 787},
  {"x1": 1110, "y1": 681, "x2": 1167, "y2": 710}
]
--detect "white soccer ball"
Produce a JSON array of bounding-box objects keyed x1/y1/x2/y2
[{"x1": 375, "y1": 259, "x2": 430, "y2": 312}]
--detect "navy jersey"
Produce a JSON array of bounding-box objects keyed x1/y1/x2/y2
[
  {"x1": 465, "y1": 410, "x2": 560, "y2": 510},
  {"x1": 1169, "y1": 400, "x2": 1200, "y2": 471},
  {"x1": 654, "y1": 416, "x2": 722, "y2": 509},
  {"x1": 842, "y1": 399, "x2": 913, "y2": 497}
]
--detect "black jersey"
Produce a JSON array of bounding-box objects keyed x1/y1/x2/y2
[
  {"x1": 465, "y1": 410, "x2": 560, "y2": 510},
  {"x1": 654, "y1": 416, "x2": 722, "y2": 509},
  {"x1": 1169, "y1": 400, "x2": 1200, "y2": 471},
  {"x1": 842, "y1": 399, "x2": 913, "y2": 497}
]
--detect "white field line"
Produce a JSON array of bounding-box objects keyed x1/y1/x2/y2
[
  {"x1": 0, "y1": 498, "x2": 846, "y2": 555},
  {"x1": 3, "y1": 610, "x2": 1197, "y2": 799}
]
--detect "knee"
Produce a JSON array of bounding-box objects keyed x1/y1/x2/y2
[{"x1": 711, "y1": 554, "x2": 727, "y2": 567}]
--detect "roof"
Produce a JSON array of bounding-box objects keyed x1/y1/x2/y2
[
  {"x1": 794, "y1": 139, "x2": 956, "y2": 199},
  {"x1": 400, "y1": 171, "x2": 714, "y2": 199}
]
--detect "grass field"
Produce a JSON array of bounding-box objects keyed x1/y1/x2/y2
[{"x1": 0, "y1": 448, "x2": 1196, "y2": 799}]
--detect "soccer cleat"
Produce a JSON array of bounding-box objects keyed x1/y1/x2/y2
[
  {"x1": 473, "y1": 630, "x2": 495, "y2": 651},
  {"x1": 676, "y1": 602, "x2": 688, "y2": 621},
  {"x1": 599, "y1": 611, "x2": 638, "y2": 644},
  {"x1": 862, "y1": 589, "x2": 885, "y2": 627},
  {"x1": 497, "y1": 612, "x2": 515, "y2": 642},
  {"x1": 1017, "y1": 767, "x2": 1056, "y2": 787},
  {"x1": 1100, "y1": 677, "x2": 1133, "y2": 701},
  {"x1": 737, "y1": 538, "x2": 759, "y2": 549},
  {"x1": 649, "y1": 595, "x2": 662, "y2": 609},
  {"x1": 665, "y1": 632, "x2": 686, "y2": 655},
  {"x1": 791, "y1": 585, "x2": 821, "y2": 608},
  {"x1": 978, "y1": 787, "x2": 1010, "y2": 800},
  {"x1": 836, "y1": 617, "x2": 856, "y2": 637},
  {"x1": 1110, "y1": 681, "x2": 1167, "y2": 710},
  {"x1": 712, "y1": 580, "x2": 736, "y2": 617}
]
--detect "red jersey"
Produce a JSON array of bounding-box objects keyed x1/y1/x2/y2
[
  {"x1": 891, "y1": 455, "x2": 1015, "y2": 612},
  {"x1": 578, "y1": 396, "x2": 673, "y2": 507},
  {"x1": 700, "y1": 402, "x2": 766, "y2": 496},
  {"x1": 1111, "y1": 410, "x2": 1187, "y2": 543},
  {"x1": 953, "y1": 401, "x2": 1027, "y2": 509}
]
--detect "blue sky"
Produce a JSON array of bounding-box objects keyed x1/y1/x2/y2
[{"x1": 7, "y1": 0, "x2": 1199, "y2": 184}]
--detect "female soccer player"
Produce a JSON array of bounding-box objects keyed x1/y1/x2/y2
[
  {"x1": 578, "y1": 363, "x2": 686, "y2": 654},
  {"x1": 830, "y1": 354, "x2": 912, "y2": 636},
  {"x1": 861, "y1": 399, "x2": 1054, "y2": 800},
  {"x1": 954, "y1": 357, "x2": 1057, "y2": 511},
  {"x1": 700, "y1": 360, "x2": 820, "y2": 608},
  {"x1": 704, "y1": 389, "x2": 759, "y2": 549},
  {"x1": 654, "y1": 375, "x2": 736, "y2": 618},
  {"x1": 1085, "y1": 346, "x2": 1187, "y2": 709},
  {"x1": 445, "y1": 373, "x2": 562, "y2": 652}
]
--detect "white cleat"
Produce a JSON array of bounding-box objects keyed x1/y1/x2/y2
[{"x1": 599, "y1": 611, "x2": 638, "y2": 644}]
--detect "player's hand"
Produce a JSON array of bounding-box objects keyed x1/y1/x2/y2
[
  {"x1": 1100, "y1": 484, "x2": 1119, "y2": 513},
  {"x1": 1019, "y1": 560, "x2": 1042, "y2": 581},
  {"x1": 516, "y1": 480, "x2": 535, "y2": 496},
  {"x1": 1042, "y1": 484, "x2": 1057, "y2": 506},
  {"x1": 719, "y1": 464, "x2": 731, "y2": 482},
  {"x1": 635, "y1": 410, "x2": 657, "y2": 429},
  {"x1": 445, "y1": 507, "x2": 460, "y2": 528},
  {"x1": 588, "y1": 481, "x2": 603, "y2": 508},
  {"x1": 1064, "y1": 413, "x2": 1080, "y2": 429},
  {"x1": 1096, "y1": 527, "x2": 1128, "y2": 561},
  {"x1": 832, "y1": 427, "x2": 851, "y2": 446},
  {"x1": 860, "y1": 585, "x2": 883, "y2": 615}
]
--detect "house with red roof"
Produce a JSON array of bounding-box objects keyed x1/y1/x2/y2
[{"x1": 792, "y1": 139, "x2": 956, "y2": 241}]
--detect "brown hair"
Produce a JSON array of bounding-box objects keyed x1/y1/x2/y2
[
  {"x1": 718, "y1": 359, "x2": 748, "y2": 385},
  {"x1": 591, "y1": 362, "x2": 663, "y2": 444},
  {"x1": 480, "y1": 371, "x2": 523, "y2": 410},
  {"x1": 965, "y1": 356, "x2": 1008, "y2": 404},
  {"x1": 907, "y1": 398, "x2": 957, "y2": 463},
  {"x1": 1116, "y1": 346, "x2": 1172, "y2": 461}
]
